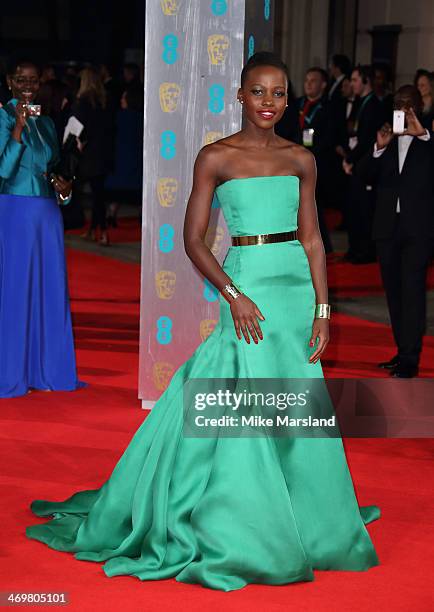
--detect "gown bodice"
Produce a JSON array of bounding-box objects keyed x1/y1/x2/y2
[{"x1": 215, "y1": 174, "x2": 300, "y2": 236}]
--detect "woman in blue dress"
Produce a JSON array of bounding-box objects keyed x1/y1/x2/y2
[{"x1": 0, "y1": 60, "x2": 82, "y2": 398}]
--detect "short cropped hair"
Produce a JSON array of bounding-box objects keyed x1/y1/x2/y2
[{"x1": 240, "y1": 51, "x2": 289, "y2": 88}]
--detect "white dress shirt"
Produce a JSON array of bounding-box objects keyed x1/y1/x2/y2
[{"x1": 373, "y1": 129, "x2": 431, "y2": 212}]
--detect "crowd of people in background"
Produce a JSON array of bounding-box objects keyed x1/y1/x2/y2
[
  {"x1": 275, "y1": 55, "x2": 434, "y2": 264},
  {"x1": 0, "y1": 60, "x2": 144, "y2": 246},
  {"x1": 0, "y1": 54, "x2": 433, "y2": 259},
  {"x1": 273, "y1": 53, "x2": 434, "y2": 378},
  {"x1": 0, "y1": 52, "x2": 432, "y2": 381}
]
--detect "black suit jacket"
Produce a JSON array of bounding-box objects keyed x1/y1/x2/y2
[
  {"x1": 357, "y1": 135, "x2": 434, "y2": 240},
  {"x1": 344, "y1": 94, "x2": 385, "y2": 165},
  {"x1": 72, "y1": 96, "x2": 115, "y2": 178},
  {"x1": 327, "y1": 77, "x2": 344, "y2": 106},
  {"x1": 275, "y1": 96, "x2": 333, "y2": 165}
]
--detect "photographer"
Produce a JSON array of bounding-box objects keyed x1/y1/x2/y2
[
  {"x1": 0, "y1": 60, "x2": 82, "y2": 398},
  {"x1": 357, "y1": 85, "x2": 434, "y2": 378}
]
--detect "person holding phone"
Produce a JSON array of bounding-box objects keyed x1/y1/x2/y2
[
  {"x1": 0, "y1": 60, "x2": 82, "y2": 398},
  {"x1": 357, "y1": 85, "x2": 433, "y2": 377}
]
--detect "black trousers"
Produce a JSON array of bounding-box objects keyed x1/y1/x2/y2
[
  {"x1": 347, "y1": 174, "x2": 376, "y2": 260},
  {"x1": 376, "y1": 214, "x2": 433, "y2": 367},
  {"x1": 89, "y1": 175, "x2": 107, "y2": 231}
]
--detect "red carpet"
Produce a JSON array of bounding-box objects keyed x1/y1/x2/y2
[
  {"x1": 1, "y1": 249, "x2": 433, "y2": 611},
  {"x1": 324, "y1": 208, "x2": 434, "y2": 295},
  {"x1": 66, "y1": 217, "x2": 142, "y2": 243}
]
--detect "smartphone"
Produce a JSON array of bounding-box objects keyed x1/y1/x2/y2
[
  {"x1": 393, "y1": 110, "x2": 405, "y2": 134},
  {"x1": 25, "y1": 104, "x2": 41, "y2": 117}
]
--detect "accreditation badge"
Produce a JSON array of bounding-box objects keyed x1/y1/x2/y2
[
  {"x1": 348, "y1": 136, "x2": 358, "y2": 150},
  {"x1": 302, "y1": 128, "x2": 314, "y2": 148}
]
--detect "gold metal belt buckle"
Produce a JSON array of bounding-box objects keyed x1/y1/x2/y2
[{"x1": 231, "y1": 230, "x2": 298, "y2": 246}]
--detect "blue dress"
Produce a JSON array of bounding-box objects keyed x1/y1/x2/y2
[{"x1": 0, "y1": 99, "x2": 82, "y2": 398}]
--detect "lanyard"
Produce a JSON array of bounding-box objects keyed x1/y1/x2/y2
[
  {"x1": 299, "y1": 97, "x2": 322, "y2": 128},
  {"x1": 354, "y1": 92, "x2": 373, "y2": 131}
]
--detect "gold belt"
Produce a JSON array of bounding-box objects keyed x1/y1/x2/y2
[{"x1": 231, "y1": 230, "x2": 298, "y2": 246}]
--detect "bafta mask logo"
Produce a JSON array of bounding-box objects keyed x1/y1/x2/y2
[
  {"x1": 155, "y1": 270, "x2": 176, "y2": 299},
  {"x1": 157, "y1": 178, "x2": 178, "y2": 207},
  {"x1": 205, "y1": 225, "x2": 225, "y2": 255},
  {"x1": 204, "y1": 131, "x2": 223, "y2": 145},
  {"x1": 153, "y1": 361, "x2": 175, "y2": 391},
  {"x1": 207, "y1": 34, "x2": 230, "y2": 66},
  {"x1": 160, "y1": 0, "x2": 179, "y2": 16},
  {"x1": 159, "y1": 82, "x2": 181, "y2": 113},
  {"x1": 200, "y1": 319, "x2": 217, "y2": 341}
]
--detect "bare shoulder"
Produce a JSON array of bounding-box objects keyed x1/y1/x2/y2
[
  {"x1": 296, "y1": 146, "x2": 317, "y2": 178},
  {"x1": 196, "y1": 134, "x2": 236, "y2": 162},
  {"x1": 277, "y1": 137, "x2": 316, "y2": 178},
  {"x1": 195, "y1": 133, "x2": 241, "y2": 175}
]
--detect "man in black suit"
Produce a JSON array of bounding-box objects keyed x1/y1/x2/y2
[
  {"x1": 341, "y1": 65, "x2": 386, "y2": 263},
  {"x1": 327, "y1": 54, "x2": 352, "y2": 106},
  {"x1": 357, "y1": 85, "x2": 434, "y2": 377},
  {"x1": 276, "y1": 67, "x2": 333, "y2": 252}
]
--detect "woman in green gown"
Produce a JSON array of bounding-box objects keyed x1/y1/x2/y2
[{"x1": 26, "y1": 52, "x2": 380, "y2": 592}]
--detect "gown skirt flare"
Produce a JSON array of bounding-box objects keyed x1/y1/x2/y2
[
  {"x1": 26, "y1": 176, "x2": 380, "y2": 592},
  {"x1": 0, "y1": 193, "x2": 81, "y2": 397}
]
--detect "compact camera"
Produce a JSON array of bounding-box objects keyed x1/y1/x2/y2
[{"x1": 25, "y1": 104, "x2": 41, "y2": 117}]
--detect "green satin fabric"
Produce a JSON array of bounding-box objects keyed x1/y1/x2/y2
[{"x1": 26, "y1": 176, "x2": 380, "y2": 592}]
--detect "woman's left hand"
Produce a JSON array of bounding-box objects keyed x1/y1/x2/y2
[
  {"x1": 52, "y1": 174, "x2": 72, "y2": 198},
  {"x1": 309, "y1": 318, "x2": 330, "y2": 364}
]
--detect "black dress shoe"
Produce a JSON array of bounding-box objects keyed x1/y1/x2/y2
[
  {"x1": 390, "y1": 365, "x2": 419, "y2": 378},
  {"x1": 378, "y1": 355, "x2": 400, "y2": 369}
]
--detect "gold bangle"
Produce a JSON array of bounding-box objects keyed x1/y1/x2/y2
[{"x1": 315, "y1": 304, "x2": 331, "y2": 319}]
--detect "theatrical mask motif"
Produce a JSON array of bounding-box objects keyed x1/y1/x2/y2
[
  {"x1": 155, "y1": 270, "x2": 177, "y2": 299},
  {"x1": 204, "y1": 131, "x2": 224, "y2": 145},
  {"x1": 152, "y1": 361, "x2": 175, "y2": 391},
  {"x1": 205, "y1": 225, "x2": 225, "y2": 255},
  {"x1": 159, "y1": 83, "x2": 181, "y2": 113},
  {"x1": 157, "y1": 178, "x2": 178, "y2": 207},
  {"x1": 199, "y1": 319, "x2": 217, "y2": 341},
  {"x1": 160, "y1": 0, "x2": 179, "y2": 16},
  {"x1": 207, "y1": 34, "x2": 230, "y2": 65}
]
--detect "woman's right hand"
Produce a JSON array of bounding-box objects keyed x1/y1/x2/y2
[
  {"x1": 12, "y1": 102, "x2": 28, "y2": 142},
  {"x1": 14, "y1": 102, "x2": 28, "y2": 130},
  {"x1": 230, "y1": 294, "x2": 265, "y2": 344}
]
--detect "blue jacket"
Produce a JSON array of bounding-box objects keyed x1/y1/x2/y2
[{"x1": 0, "y1": 98, "x2": 60, "y2": 197}]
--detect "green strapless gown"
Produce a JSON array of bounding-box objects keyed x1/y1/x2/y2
[{"x1": 26, "y1": 176, "x2": 380, "y2": 592}]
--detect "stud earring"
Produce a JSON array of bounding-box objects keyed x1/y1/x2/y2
[{"x1": 238, "y1": 98, "x2": 244, "y2": 104}]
